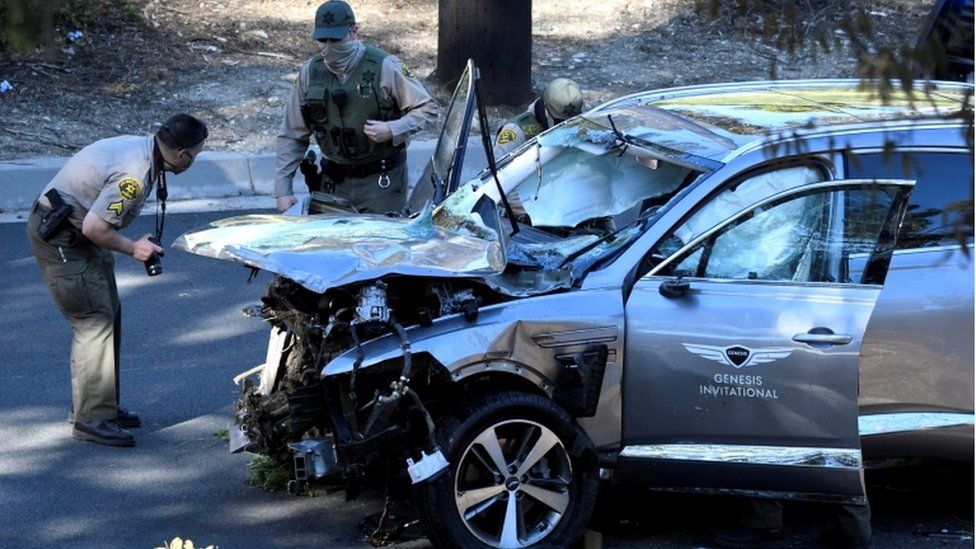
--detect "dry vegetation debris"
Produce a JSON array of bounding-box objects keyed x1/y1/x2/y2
[{"x1": 0, "y1": 0, "x2": 933, "y2": 160}]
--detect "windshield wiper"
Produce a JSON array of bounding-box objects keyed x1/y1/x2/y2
[
  {"x1": 474, "y1": 76, "x2": 519, "y2": 236},
  {"x1": 430, "y1": 170, "x2": 446, "y2": 204},
  {"x1": 557, "y1": 207, "x2": 656, "y2": 269},
  {"x1": 606, "y1": 114, "x2": 630, "y2": 156}
]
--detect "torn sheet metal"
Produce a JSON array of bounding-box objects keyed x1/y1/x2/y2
[
  {"x1": 322, "y1": 298, "x2": 622, "y2": 382},
  {"x1": 174, "y1": 206, "x2": 505, "y2": 294}
]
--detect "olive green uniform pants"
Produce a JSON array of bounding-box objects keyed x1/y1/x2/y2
[
  {"x1": 27, "y1": 207, "x2": 120, "y2": 424},
  {"x1": 326, "y1": 163, "x2": 407, "y2": 214}
]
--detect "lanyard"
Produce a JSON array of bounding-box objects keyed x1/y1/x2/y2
[{"x1": 152, "y1": 142, "x2": 168, "y2": 241}]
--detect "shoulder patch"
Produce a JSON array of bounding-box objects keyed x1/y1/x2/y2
[
  {"x1": 522, "y1": 123, "x2": 543, "y2": 137},
  {"x1": 497, "y1": 128, "x2": 519, "y2": 145},
  {"x1": 107, "y1": 200, "x2": 124, "y2": 216},
  {"x1": 401, "y1": 62, "x2": 414, "y2": 79},
  {"x1": 118, "y1": 178, "x2": 141, "y2": 200}
]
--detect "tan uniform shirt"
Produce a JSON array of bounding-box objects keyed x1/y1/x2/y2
[
  {"x1": 493, "y1": 100, "x2": 547, "y2": 159},
  {"x1": 275, "y1": 50, "x2": 438, "y2": 198},
  {"x1": 493, "y1": 119, "x2": 531, "y2": 159},
  {"x1": 40, "y1": 135, "x2": 155, "y2": 231}
]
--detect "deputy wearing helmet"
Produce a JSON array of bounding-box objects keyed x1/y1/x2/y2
[
  {"x1": 493, "y1": 77, "x2": 584, "y2": 158},
  {"x1": 275, "y1": 0, "x2": 439, "y2": 214}
]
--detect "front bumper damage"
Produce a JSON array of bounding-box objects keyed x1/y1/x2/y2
[
  {"x1": 226, "y1": 275, "x2": 491, "y2": 493},
  {"x1": 224, "y1": 269, "x2": 619, "y2": 504}
]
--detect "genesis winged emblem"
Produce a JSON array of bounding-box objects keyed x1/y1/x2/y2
[{"x1": 682, "y1": 343, "x2": 793, "y2": 369}]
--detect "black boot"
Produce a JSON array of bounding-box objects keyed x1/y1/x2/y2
[
  {"x1": 115, "y1": 406, "x2": 141, "y2": 428},
  {"x1": 72, "y1": 420, "x2": 135, "y2": 447}
]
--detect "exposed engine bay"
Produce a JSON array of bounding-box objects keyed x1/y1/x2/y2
[{"x1": 235, "y1": 275, "x2": 508, "y2": 482}]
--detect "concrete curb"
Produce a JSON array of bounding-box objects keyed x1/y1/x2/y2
[{"x1": 0, "y1": 139, "x2": 487, "y2": 216}]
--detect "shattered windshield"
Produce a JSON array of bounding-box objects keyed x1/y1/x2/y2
[
  {"x1": 462, "y1": 116, "x2": 703, "y2": 292},
  {"x1": 496, "y1": 117, "x2": 692, "y2": 228}
]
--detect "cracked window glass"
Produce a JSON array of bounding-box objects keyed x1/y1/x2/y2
[
  {"x1": 498, "y1": 118, "x2": 693, "y2": 228},
  {"x1": 663, "y1": 186, "x2": 897, "y2": 283},
  {"x1": 655, "y1": 165, "x2": 825, "y2": 261}
]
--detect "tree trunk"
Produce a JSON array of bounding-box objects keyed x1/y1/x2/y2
[{"x1": 436, "y1": 0, "x2": 533, "y2": 106}]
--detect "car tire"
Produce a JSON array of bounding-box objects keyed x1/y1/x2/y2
[{"x1": 414, "y1": 391, "x2": 598, "y2": 548}]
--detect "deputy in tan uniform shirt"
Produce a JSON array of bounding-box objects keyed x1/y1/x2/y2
[
  {"x1": 26, "y1": 113, "x2": 208, "y2": 447},
  {"x1": 275, "y1": 0, "x2": 438, "y2": 214}
]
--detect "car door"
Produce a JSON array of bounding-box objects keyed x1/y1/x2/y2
[
  {"x1": 848, "y1": 148, "x2": 975, "y2": 460},
  {"x1": 618, "y1": 175, "x2": 914, "y2": 503}
]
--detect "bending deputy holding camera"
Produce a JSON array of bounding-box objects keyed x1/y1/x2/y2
[
  {"x1": 26, "y1": 113, "x2": 208, "y2": 447},
  {"x1": 274, "y1": 0, "x2": 438, "y2": 214}
]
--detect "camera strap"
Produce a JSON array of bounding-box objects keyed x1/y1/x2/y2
[{"x1": 152, "y1": 141, "x2": 168, "y2": 242}]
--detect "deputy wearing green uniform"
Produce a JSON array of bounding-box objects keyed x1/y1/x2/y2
[
  {"x1": 493, "y1": 78, "x2": 585, "y2": 158},
  {"x1": 275, "y1": 0, "x2": 439, "y2": 214},
  {"x1": 27, "y1": 114, "x2": 208, "y2": 447}
]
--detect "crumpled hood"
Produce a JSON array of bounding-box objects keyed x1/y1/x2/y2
[{"x1": 173, "y1": 206, "x2": 506, "y2": 294}]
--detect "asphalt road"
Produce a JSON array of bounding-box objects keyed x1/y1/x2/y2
[{"x1": 0, "y1": 210, "x2": 971, "y2": 548}]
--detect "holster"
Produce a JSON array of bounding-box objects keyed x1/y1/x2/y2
[
  {"x1": 299, "y1": 150, "x2": 324, "y2": 193},
  {"x1": 37, "y1": 189, "x2": 74, "y2": 242}
]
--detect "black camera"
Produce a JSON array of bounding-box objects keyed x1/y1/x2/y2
[{"x1": 144, "y1": 236, "x2": 162, "y2": 276}]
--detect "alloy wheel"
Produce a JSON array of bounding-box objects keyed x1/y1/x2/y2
[{"x1": 453, "y1": 419, "x2": 573, "y2": 548}]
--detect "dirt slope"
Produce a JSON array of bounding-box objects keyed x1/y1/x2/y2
[{"x1": 0, "y1": 0, "x2": 933, "y2": 161}]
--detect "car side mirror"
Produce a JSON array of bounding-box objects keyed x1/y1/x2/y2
[{"x1": 659, "y1": 276, "x2": 690, "y2": 299}]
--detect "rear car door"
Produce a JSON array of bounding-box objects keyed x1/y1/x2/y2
[
  {"x1": 850, "y1": 149, "x2": 975, "y2": 459},
  {"x1": 619, "y1": 175, "x2": 914, "y2": 503}
]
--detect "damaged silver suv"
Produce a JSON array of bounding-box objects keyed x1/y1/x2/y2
[{"x1": 177, "y1": 62, "x2": 974, "y2": 548}]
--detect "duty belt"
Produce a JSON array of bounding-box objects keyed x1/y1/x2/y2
[{"x1": 324, "y1": 149, "x2": 406, "y2": 185}]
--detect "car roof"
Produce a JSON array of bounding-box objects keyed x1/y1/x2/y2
[{"x1": 584, "y1": 79, "x2": 973, "y2": 162}]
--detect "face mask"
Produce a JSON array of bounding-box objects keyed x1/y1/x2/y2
[
  {"x1": 321, "y1": 38, "x2": 364, "y2": 75},
  {"x1": 164, "y1": 158, "x2": 186, "y2": 175},
  {"x1": 164, "y1": 149, "x2": 196, "y2": 175}
]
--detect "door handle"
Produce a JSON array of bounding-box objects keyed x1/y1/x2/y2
[{"x1": 792, "y1": 331, "x2": 852, "y2": 345}]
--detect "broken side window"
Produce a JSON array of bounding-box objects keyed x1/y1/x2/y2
[
  {"x1": 661, "y1": 186, "x2": 898, "y2": 284},
  {"x1": 655, "y1": 165, "x2": 826, "y2": 260}
]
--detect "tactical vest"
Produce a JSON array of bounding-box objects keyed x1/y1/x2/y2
[
  {"x1": 301, "y1": 46, "x2": 401, "y2": 165},
  {"x1": 500, "y1": 100, "x2": 548, "y2": 143}
]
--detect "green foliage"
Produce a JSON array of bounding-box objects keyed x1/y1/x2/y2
[
  {"x1": 58, "y1": 0, "x2": 141, "y2": 31},
  {"x1": 0, "y1": 0, "x2": 55, "y2": 53},
  {"x1": 245, "y1": 453, "x2": 291, "y2": 493},
  {"x1": 0, "y1": 0, "x2": 141, "y2": 54},
  {"x1": 214, "y1": 429, "x2": 230, "y2": 441}
]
